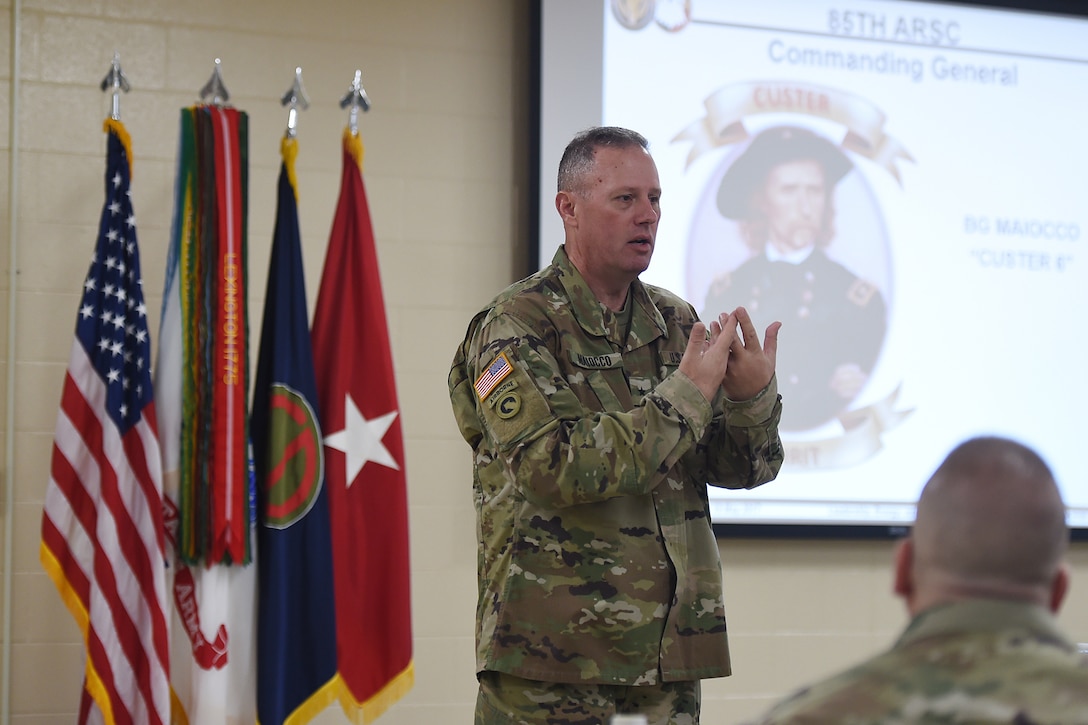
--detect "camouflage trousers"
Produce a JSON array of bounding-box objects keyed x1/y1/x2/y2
[{"x1": 475, "y1": 671, "x2": 701, "y2": 725}]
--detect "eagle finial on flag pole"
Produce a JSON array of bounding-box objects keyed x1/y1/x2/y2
[
  {"x1": 338, "y1": 69, "x2": 371, "y2": 137},
  {"x1": 99, "y1": 51, "x2": 130, "y2": 121},
  {"x1": 199, "y1": 58, "x2": 230, "y2": 107},
  {"x1": 281, "y1": 66, "x2": 310, "y2": 139}
]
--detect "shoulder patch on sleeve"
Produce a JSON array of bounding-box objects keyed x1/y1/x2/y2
[
  {"x1": 479, "y1": 349, "x2": 554, "y2": 450},
  {"x1": 475, "y1": 352, "x2": 514, "y2": 401},
  {"x1": 847, "y1": 278, "x2": 878, "y2": 307}
]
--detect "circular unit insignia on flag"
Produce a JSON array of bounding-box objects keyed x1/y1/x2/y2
[{"x1": 263, "y1": 383, "x2": 324, "y2": 529}]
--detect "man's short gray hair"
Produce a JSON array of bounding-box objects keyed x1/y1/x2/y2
[{"x1": 557, "y1": 126, "x2": 649, "y2": 194}]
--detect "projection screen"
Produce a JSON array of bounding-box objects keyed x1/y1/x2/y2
[{"x1": 536, "y1": 0, "x2": 1088, "y2": 535}]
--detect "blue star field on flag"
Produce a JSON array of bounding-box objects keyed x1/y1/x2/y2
[{"x1": 77, "y1": 130, "x2": 153, "y2": 433}]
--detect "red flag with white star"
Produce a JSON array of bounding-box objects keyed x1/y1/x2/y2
[{"x1": 311, "y1": 129, "x2": 413, "y2": 721}]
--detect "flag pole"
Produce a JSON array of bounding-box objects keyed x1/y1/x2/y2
[
  {"x1": 161, "y1": 57, "x2": 256, "y2": 722},
  {"x1": 254, "y1": 64, "x2": 341, "y2": 725},
  {"x1": 99, "y1": 54, "x2": 133, "y2": 174},
  {"x1": 41, "y1": 61, "x2": 172, "y2": 724},
  {"x1": 317, "y1": 72, "x2": 414, "y2": 722}
]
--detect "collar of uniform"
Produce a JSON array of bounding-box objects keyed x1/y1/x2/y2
[
  {"x1": 897, "y1": 599, "x2": 1075, "y2": 651},
  {"x1": 765, "y1": 243, "x2": 815, "y2": 264},
  {"x1": 552, "y1": 245, "x2": 667, "y2": 346}
]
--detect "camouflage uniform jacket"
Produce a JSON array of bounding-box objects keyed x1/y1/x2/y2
[
  {"x1": 750, "y1": 599, "x2": 1088, "y2": 724},
  {"x1": 448, "y1": 246, "x2": 784, "y2": 686}
]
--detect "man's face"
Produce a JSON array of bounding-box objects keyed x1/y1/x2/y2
[
  {"x1": 756, "y1": 159, "x2": 828, "y2": 253},
  {"x1": 564, "y1": 145, "x2": 661, "y2": 286}
]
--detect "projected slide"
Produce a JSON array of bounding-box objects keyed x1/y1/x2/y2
[{"x1": 538, "y1": 0, "x2": 1088, "y2": 528}]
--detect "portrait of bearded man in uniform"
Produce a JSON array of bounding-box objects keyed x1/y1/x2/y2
[{"x1": 702, "y1": 125, "x2": 887, "y2": 432}]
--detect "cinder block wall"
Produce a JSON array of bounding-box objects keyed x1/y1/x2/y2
[{"x1": 1, "y1": 2, "x2": 1086, "y2": 724}]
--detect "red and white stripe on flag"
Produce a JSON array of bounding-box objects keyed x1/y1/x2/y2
[
  {"x1": 40, "y1": 120, "x2": 170, "y2": 725},
  {"x1": 42, "y1": 350, "x2": 170, "y2": 724}
]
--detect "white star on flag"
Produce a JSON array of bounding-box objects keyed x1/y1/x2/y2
[{"x1": 323, "y1": 393, "x2": 400, "y2": 487}]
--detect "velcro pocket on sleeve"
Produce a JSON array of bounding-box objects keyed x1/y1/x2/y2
[{"x1": 476, "y1": 348, "x2": 554, "y2": 450}]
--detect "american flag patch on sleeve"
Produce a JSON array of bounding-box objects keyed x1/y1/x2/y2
[{"x1": 475, "y1": 352, "x2": 514, "y2": 401}]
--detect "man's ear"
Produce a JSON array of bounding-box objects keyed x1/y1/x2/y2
[
  {"x1": 556, "y1": 190, "x2": 576, "y2": 225},
  {"x1": 1049, "y1": 563, "x2": 1070, "y2": 613},
  {"x1": 893, "y1": 537, "x2": 913, "y2": 601}
]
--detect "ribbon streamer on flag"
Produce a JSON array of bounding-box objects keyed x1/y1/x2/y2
[
  {"x1": 155, "y1": 104, "x2": 256, "y2": 725},
  {"x1": 174, "y1": 104, "x2": 252, "y2": 566},
  {"x1": 252, "y1": 135, "x2": 340, "y2": 725},
  {"x1": 40, "y1": 118, "x2": 171, "y2": 725},
  {"x1": 312, "y1": 128, "x2": 414, "y2": 722}
]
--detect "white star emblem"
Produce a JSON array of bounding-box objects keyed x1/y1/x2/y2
[{"x1": 323, "y1": 392, "x2": 400, "y2": 488}]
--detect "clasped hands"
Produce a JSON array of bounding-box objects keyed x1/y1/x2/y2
[{"x1": 678, "y1": 306, "x2": 780, "y2": 403}]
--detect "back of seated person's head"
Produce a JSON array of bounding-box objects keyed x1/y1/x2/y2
[{"x1": 902, "y1": 436, "x2": 1069, "y2": 612}]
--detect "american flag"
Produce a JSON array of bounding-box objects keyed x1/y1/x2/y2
[
  {"x1": 40, "y1": 121, "x2": 171, "y2": 725},
  {"x1": 474, "y1": 352, "x2": 513, "y2": 400}
]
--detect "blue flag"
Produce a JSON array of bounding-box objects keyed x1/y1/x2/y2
[{"x1": 252, "y1": 137, "x2": 339, "y2": 724}]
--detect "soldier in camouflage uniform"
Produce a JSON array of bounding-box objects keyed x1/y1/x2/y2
[
  {"x1": 749, "y1": 436, "x2": 1088, "y2": 724},
  {"x1": 448, "y1": 127, "x2": 784, "y2": 724}
]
